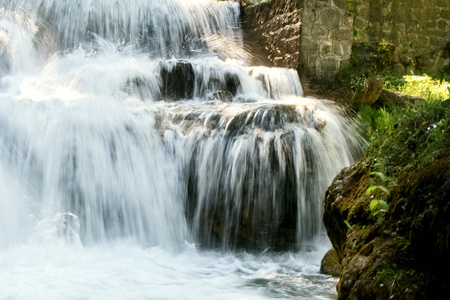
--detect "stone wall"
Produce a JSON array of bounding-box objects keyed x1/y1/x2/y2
[
  {"x1": 242, "y1": 0, "x2": 354, "y2": 83},
  {"x1": 352, "y1": 0, "x2": 450, "y2": 74},
  {"x1": 242, "y1": 0, "x2": 450, "y2": 85},
  {"x1": 300, "y1": 0, "x2": 353, "y2": 81}
]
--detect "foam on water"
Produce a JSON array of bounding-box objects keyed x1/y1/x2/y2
[{"x1": 0, "y1": 241, "x2": 338, "y2": 300}]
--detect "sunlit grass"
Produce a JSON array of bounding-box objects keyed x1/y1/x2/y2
[{"x1": 384, "y1": 74, "x2": 450, "y2": 101}]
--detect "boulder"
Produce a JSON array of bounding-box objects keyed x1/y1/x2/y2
[
  {"x1": 323, "y1": 152, "x2": 450, "y2": 299},
  {"x1": 352, "y1": 74, "x2": 384, "y2": 107},
  {"x1": 374, "y1": 90, "x2": 426, "y2": 107},
  {"x1": 320, "y1": 248, "x2": 342, "y2": 277}
]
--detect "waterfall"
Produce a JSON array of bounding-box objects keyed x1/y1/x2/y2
[{"x1": 0, "y1": 1, "x2": 363, "y2": 299}]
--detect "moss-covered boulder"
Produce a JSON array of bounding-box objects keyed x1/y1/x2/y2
[
  {"x1": 326, "y1": 42, "x2": 396, "y2": 110},
  {"x1": 323, "y1": 99, "x2": 450, "y2": 299}
]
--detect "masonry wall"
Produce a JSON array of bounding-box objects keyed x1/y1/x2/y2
[
  {"x1": 242, "y1": 0, "x2": 354, "y2": 83},
  {"x1": 300, "y1": 0, "x2": 353, "y2": 81},
  {"x1": 242, "y1": 0, "x2": 450, "y2": 85},
  {"x1": 352, "y1": 0, "x2": 450, "y2": 74}
]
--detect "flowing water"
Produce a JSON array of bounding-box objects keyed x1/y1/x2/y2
[{"x1": 0, "y1": 1, "x2": 363, "y2": 299}]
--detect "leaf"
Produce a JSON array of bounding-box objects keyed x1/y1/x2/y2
[
  {"x1": 344, "y1": 220, "x2": 352, "y2": 229},
  {"x1": 370, "y1": 171, "x2": 387, "y2": 182},
  {"x1": 366, "y1": 185, "x2": 379, "y2": 195},
  {"x1": 369, "y1": 200, "x2": 389, "y2": 216},
  {"x1": 377, "y1": 186, "x2": 391, "y2": 196},
  {"x1": 366, "y1": 185, "x2": 390, "y2": 196},
  {"x1": 377, "y1": 200, "x2": 389, "y2": 211},
  {"x1": 369, "y1": 199, "x2": 380, "y2": 211}
]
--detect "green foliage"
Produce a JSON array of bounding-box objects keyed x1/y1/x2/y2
[
  {"x1": 366, "y1": 185, "x2": 390, "y2": 196},
  {"x1": 384, "y1": 74, "x2": 450, "y2": 101},
  {"x1": 424, "y1": 64, "x2": 450, "y2": 83},
  {"x1": 376, "y1": 268, "x2": 403, "y2": 287},
  {"x1": 357, "y1": 74, "x2": 450, "y2": 182},
  {"x1": 369, "y1": 171, "x2": 387, "y2": 182},
  {"x1": 333, "y1": 42, "x2": 395, "y2": 92},
  {"x1": 366, "y1": 172, "x2": 390, "y2": 217},
  {"x1": 369, "y1": 200, "x2": 389, "y2": 216}
]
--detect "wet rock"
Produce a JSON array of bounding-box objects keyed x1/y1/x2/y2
[
  {"x1": 159, "y1": 61, "x2": 195, "y2": 100},
  {"x1": 206, "y1": 90, "x2": 234, "y2": 102},
  {"x1": 320, "y1": 248, "x2": 342, "y2": 277}
]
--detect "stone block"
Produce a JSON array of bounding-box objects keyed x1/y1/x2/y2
[
  {"x1": 306, "y1": 0, "x2": 329, "y2": 9},
  {"x1": 430, "y1": 36, "x2": 447, "y2": 48},
  {"x1": 333, "y1": 42, "x2": 351, "y2": 57},
  {"x1": 320, "y1": 42, "x2": 333, "y2": 56},
  {"x1": 332, "y1": 0, "x2": 349, "y2": 10},
  {"x1": 301, "y1": 8, "x2": 317, "y2": 23},
  {"x1": 356, "y1": 5, "x2": 370, "y2": 20},
  {"x1": 354, "y1": 18, "x2": 369, "y2": 31},
  {"x1": 410, "y1": 9, "x2": 423, "y2": 22},
  {"x1": 437, "y1": 20, "x2": 449, "y2": 31},
  {"x1": 306, "y1": 54, "x2": 319, "y2": 70},
  {"x1": 301, "y1": 23, "x2": 314, "y2": 35},
  {"x1": 440, "y1": 9, "x2": 450, "y2": 19},
  {"x1": 301, "y1": 39, "x2": 319, "y2": 52},
  {"x1": 311, "y1": 25, "x2": 328, "y2": 37},
  {"x1": 320, "y1": 57, "x2": 339, "y2": 72},
  {"x1": 437, "y1": 0, "x2": 450, "y2": 6},
  {"x1": 319, "y1": 7, "x2": 341, "y2": 29},
  {"x1": 424, "y1": 8, "x2": 439, "y2": 20},
  {"x1": 410, "y1": 0, "x2": 425, "y2": 9},
  {"x1": 331, "y1": 27, "x2": 353, "y2": 40}
]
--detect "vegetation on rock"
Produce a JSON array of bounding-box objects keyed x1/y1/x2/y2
[{"x1": 324, "y1": 70, "x2": 450, "y2": 299}]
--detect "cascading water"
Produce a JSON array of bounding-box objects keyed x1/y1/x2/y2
[{"x1": 0, "y1": 1, "x2": 364, "y2": 299}]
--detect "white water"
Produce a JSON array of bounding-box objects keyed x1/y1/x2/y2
[{"x1": 0, "y1": 1, "x2": 363, "y2": 299}]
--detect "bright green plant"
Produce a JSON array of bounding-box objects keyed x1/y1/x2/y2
[{"x1": 366, "y1": 172, "x2": 390, "y2": 217}]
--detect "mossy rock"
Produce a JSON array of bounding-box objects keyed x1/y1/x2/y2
[{"x1": 324, "y1": 147, "x2": 450, "y2": 299}]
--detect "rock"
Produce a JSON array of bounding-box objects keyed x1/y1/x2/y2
[
  {"x1": 352, "y1": 74, "x2": 384, "y2": 107},
  {"x1": 158, "y1": 61, "x2": 241, "y2": 101},
  {"x1": 323, "y1": 150, "x2": 450, "y2": 299},
  {"x1": 330, "y1": 74, "x2": 385, "y2": 110},
  {"x1": 375, "y1": 90, "x2": 426, "y2": 107},
  {"x1": 320, "y1": 248, "x2": 342, "y2": 277},
  {"x1": 327, "y1": 86, "x2": 354, "y2": 107},
  {"x1": 206, "y1": 90, "x2": 234, "y2": 102},
  {"x1": 159, "y1": 61, "x2": 195, "y2": 100}
]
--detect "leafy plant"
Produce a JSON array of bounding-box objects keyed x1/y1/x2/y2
[
  {"x1": 369, "y1": 199, "x2": 389, "y2": 216},
  {"x1": 366, "y1": 172, "x2": 390, "y2": 217}
]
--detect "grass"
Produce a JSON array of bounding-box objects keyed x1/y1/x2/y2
[
  {"x1": 356, "y1": 69, "x2": 450, "y2": 182},
  {"x1": 384, "y1": 73, "x2": 450, "y2": 101}
]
